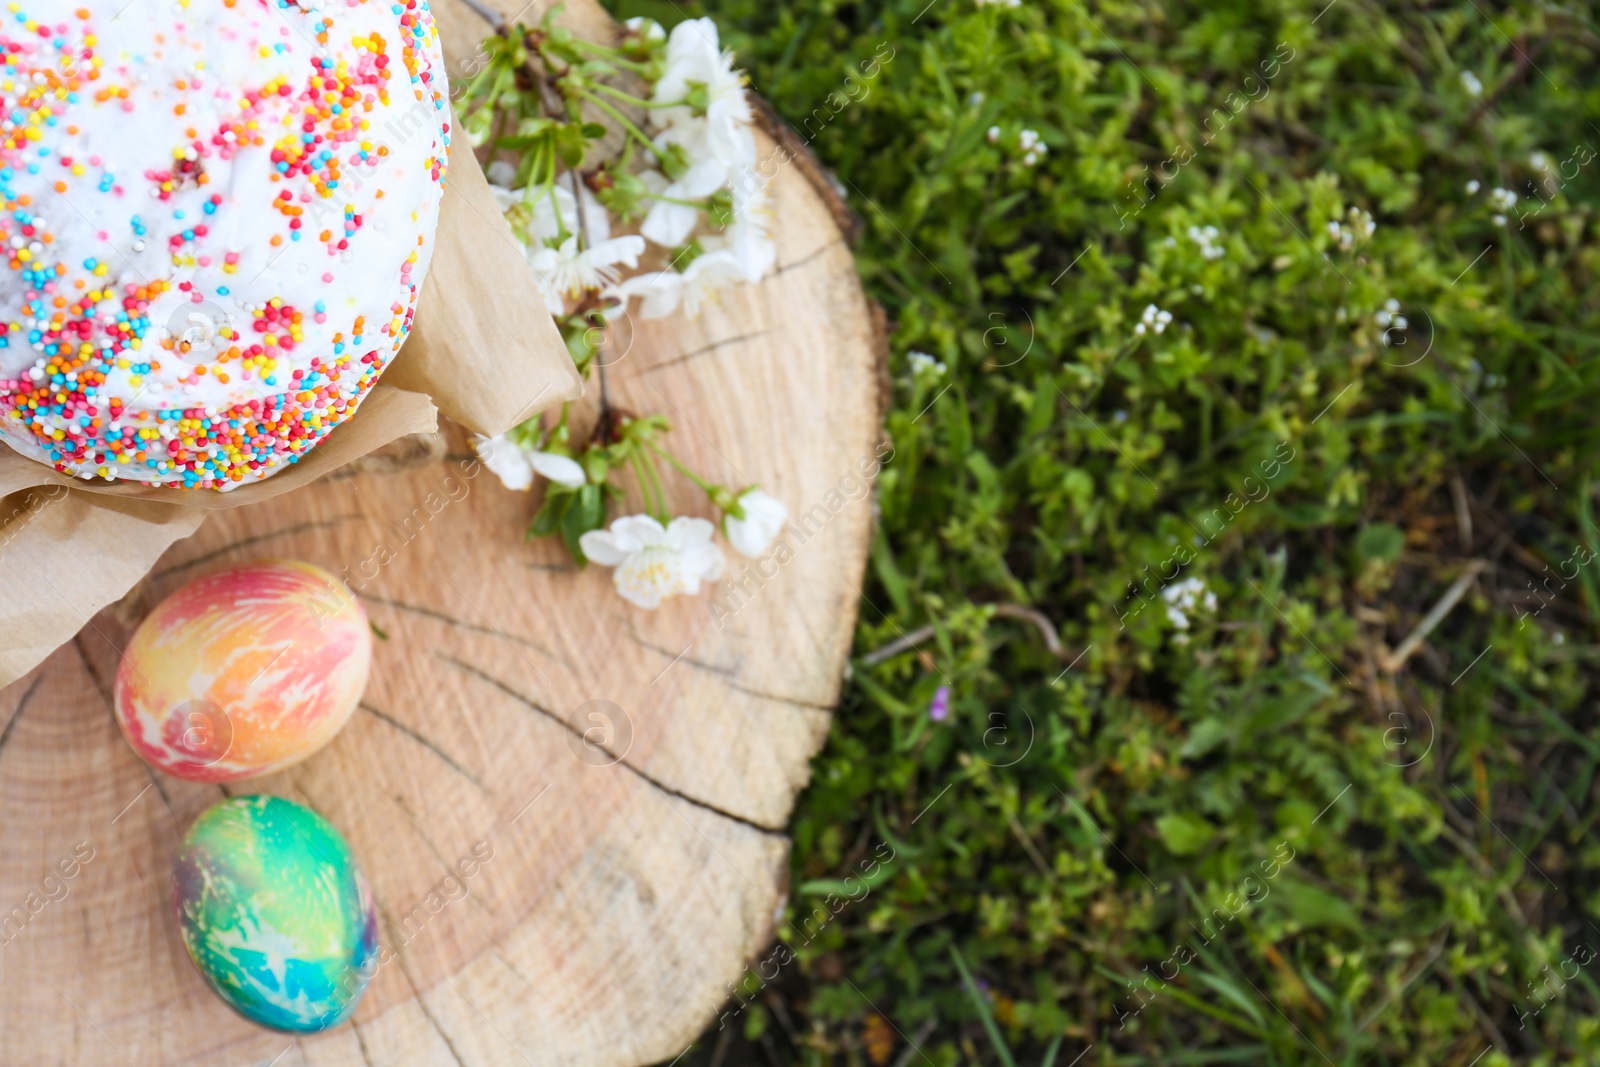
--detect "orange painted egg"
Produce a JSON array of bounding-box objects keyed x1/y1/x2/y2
[{"x1": 114, "y1": 561, "x2": 371, "y2": 782}]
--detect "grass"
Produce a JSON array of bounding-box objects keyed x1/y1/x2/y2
[{"x1": 598, "y1": 0, "x2": 1600, "y2": 1063}]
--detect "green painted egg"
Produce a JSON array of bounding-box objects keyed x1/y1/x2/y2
[{"x1": 172, "y1": 796, "x2": 378, "y2": 1032}]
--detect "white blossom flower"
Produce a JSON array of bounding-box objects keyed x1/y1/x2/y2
[
  {"x1": 1530, "y1": 150, "x2": 1551, "y2": 171},
  {"x1": 651, "y1": 18, "x2": 755, "y2": 167},
  {"x1": 1135, "y1": 303, "x2": 1173, "y2": 336},
  {"x1": 704, "y1": 167, "x2": 776, "y2": 282},
  {"x1": 492, "y1": 180, "x2": 613, "y2": 247},
  {"x1": 1489, "y1": 186, "x2": 1518, "y2": 212},
  {"x1": 486, "y1": 160, "x2": 519, "y2": 189},
  {"x1": 475, "y1": 434, "x2": 587, "y2": 492},
  {"x1": 1465, "y1": 179, "x2": 1481, "y2": 194},
  {"x1": 610, "y1": 249, "x2": 746, "y2": 319},
  {"x1": 639, "y1": 130, "x2": 735, "y2": 247},
  {"x1": 1162, "y1": 576, "x2": 1217, "y2": 630},
  {"x1": 986, "y1": 125, "x2": 1001, "y2": 144},
  {"x1": 1460, "y1": 70, "x2": 1483, "y2": 96},
  {"x1": 908, "y1": 350, "x2": 946, "y2": 375},
  {"x1": 723, "y1": 488, "x2": 788, "y2": 558},
  {"x1": 580, "y1": 515, "x2": 726, "y2": 608},
  {"x1": 624, "y1": 15, "x2": 666, "y2": 43},
  {"x1": 525, "y1": 234, "x2": 647, "y2": 313}
]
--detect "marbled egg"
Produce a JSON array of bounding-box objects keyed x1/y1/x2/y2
[
  {"x1": 173, "y1": 795, "x2": 379, "y2": 1032},
  {"x1": 115, "y1": 560, "x2": 371, "y2": 781}
]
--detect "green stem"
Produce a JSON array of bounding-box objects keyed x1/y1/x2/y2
[
  {"x1": 645, "y1": 441, "x2": 716, "y2": 495},
  {"x1": 644, "y1": 192, "x2": 711, "y2": 209},
  {"x1": 571, "y1": 88, "x2": 665, "y2": 162},
  {"x1": 629, "y1": 451, "x2": 660, "y2": 522},
  {"x1": 642, "y1": 449, "x2": 670, "y2": 522},
  {"x1": 567, "y1": 37, "x2": 657, "y2": 73},
  {"x1": 588, "y1": 80, "x2": 681, "y2": 109}
]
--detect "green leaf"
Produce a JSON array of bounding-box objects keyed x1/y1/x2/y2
[
  {"x1": 1270, "y1": 878, "x2": 1363, "y2": 932},
  {"x1": 1179, "y1": 717, "x2": 1231, "y2": 759},
  {"x1": 1156, "y1": 812, "x2": 1217, "y2": 856},
  {"x1": 528, "y1": 492, "x2": 571, "y2": 540},
  {"x1": 1190, "y1": 972, "x2": 1267, "y2": 1029},
  {"x1": 949, "y1": 947, "x2": 1018, "y2": 1067},
  {"x1": 1356, "y1": 522, "x2": 1405, "y2": 563},
  {"x1": 561, "y1": 482, "x2": 606, "y2": 562}
]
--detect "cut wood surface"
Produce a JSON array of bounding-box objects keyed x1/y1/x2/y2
[{"x1": 0, "y1": 2, "x2": 884, "y2": 1062}]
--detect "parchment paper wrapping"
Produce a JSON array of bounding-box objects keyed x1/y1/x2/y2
[{"x1": 0, "y1": 147, "x2": 582, "y2": 686}]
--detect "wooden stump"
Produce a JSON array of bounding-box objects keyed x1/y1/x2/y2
[{"x1": 0, "y1": 3, "x2": 884, "y2": 1061}]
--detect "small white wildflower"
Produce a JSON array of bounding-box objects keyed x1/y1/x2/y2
[
  {"x1": 987, "y1": 125, "x2": 1002, "y2": 144},
  {"x1": 580, "y1": 515, "x2": 726, "y2": 609},
  {"x1": 1162, "y1": 576, "x2": 1217, "y2": 630},
  {"x1": 1137, "y1": 304, "x2": 1173, "y2": 335},
  {"x1": 1465, "y1": 179, "x2": 1481, "y2": 194},
  {"x1": 1531, "y1": 151, "x2": 1551, "y2": 171},
  {"x1": 908, "y1": 351, "x2": 946, "y2": 375},
  {"x1": 1187, "y1": 224, "x2": 1225, "y2": 260},
  {"x1": 1460, "y1": 70, "x2": 1483, "y2": 96},
  {"x1": 1019, "y1": 128, "x2": 1041, "y2": 151},
  {"x1": 967, "y1": 91, "x2": 985, "y2": 106},
  {"x1": 1492, "y1": 213, "x2": 1507, "y2": 226},
  {"x1": 1489, "y1": 187, "x2": 1518, "y2": 211},
  {"x1": 723, "y1": 488, "x2": 789, "y2": 558}
]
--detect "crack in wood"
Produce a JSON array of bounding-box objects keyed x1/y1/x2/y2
[
  {"x1": 439, "y1": 653, "x2": 789, "y2": 836},
  {"x1": 359, "y1": 701, "x2": 487, "y2": 790},
  {"x1": 772, "y1": 237, "x2": 845, "y2": 278},
  {"x1": 357, "y1": 593, "x2": 569, "y2": 666},
  {"x1": 149, "y1": 514, "x2": 365, "y2": 581},
  {"x1": 349, "y1": 1020, "x2": 380, "y2": 1067},
  {"x1": 522, "y1": 560, "x2": 578, "y2": 574},
  {"x1": 0, "y1": 672, "x2": 44, "y2": 767},
  {"x1": 629, "y1": 633, "x2": 834, "y2": 712},
  {"x1": 642, "y1": 330, "x2": 773, "y2": 375},
  {"x1": 390, "y1": 793, "x2": 499, "y2": 919},
  {"x1": 384, "y1": 929, "x2": 471, "y2": 1067}
]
